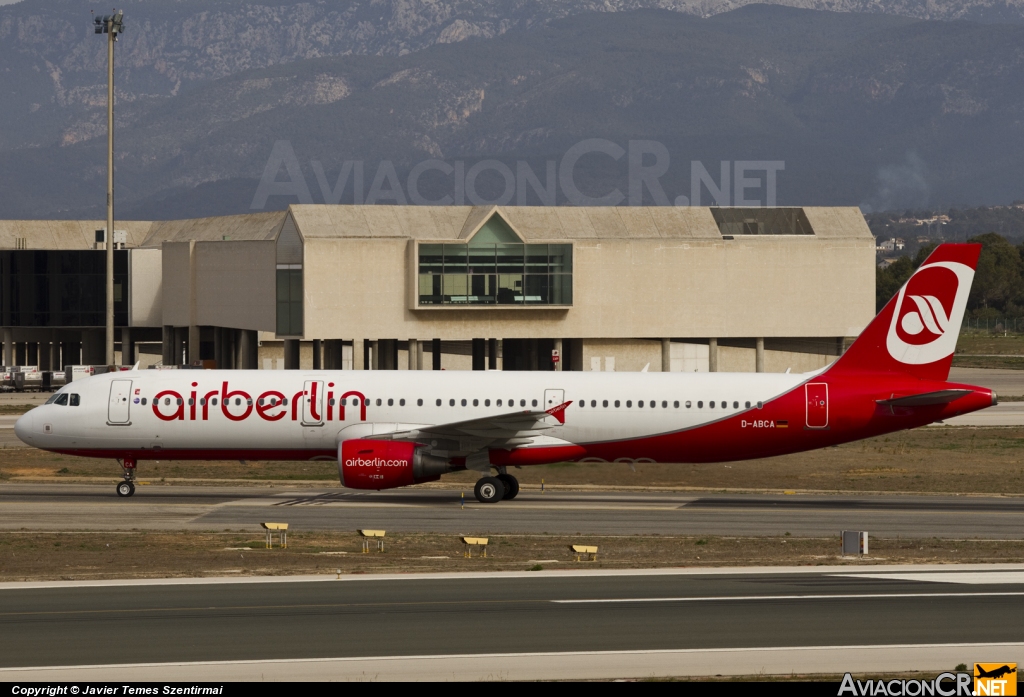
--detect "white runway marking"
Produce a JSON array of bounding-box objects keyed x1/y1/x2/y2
[
  {"x1": 553, "y1": 591, "x2": 1024, "y2": 603},
  {"x1": 4, "y1": 563, "x2": 1024, "y2": 591},
  {"x1": 835, "y1": 571, "x2": 1024, "y2": 585},
  {"x1": 2, "y1": 643, "x2": 1021, "y2": 681}
]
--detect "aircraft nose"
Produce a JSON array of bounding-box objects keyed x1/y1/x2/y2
[{"x1": 14, "y1": 410, "x2": 37, "y2": 445}]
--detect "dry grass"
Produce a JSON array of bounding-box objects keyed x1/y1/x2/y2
[
  {"x1": 2, "y1": 531, "x2": 1022, "y2": 582},
  {"x1": 5, "y1": 426, "x2": 1024, "y2": 495},
  {"x1": 956, "y1": 333, "x2": 1024, "y2": 355}
]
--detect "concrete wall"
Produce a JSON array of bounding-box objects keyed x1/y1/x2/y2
[
  {"x1": 129, "y1": 248, "x2": 163, "y2": 328},
  {"x1": 195, "y1": 240, "x2": 275, "y2": 331},
  {"x1": 300, "y1": 236, "x2": 875, "y2": 343},
  {"x1": 161, "y1": 241, "x2": 193, "y2": 327},
  {"x1": 583, "y1": 339, "x2": 662, "y2": 373}
]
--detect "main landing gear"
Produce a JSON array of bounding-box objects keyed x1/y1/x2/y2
[
  {"x1": 473, "y1": 468, "x2": 520, "y2": 504},
  {"x1": 116, "y1": 457, "x2": 137, "y2": 497}
]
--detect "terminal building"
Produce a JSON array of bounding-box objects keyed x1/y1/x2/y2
[{"x1": 0, "y1": 205, "x2": 875, "y2": 374}]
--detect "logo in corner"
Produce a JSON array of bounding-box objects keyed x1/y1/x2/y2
[
  {"x1": 975, "y1": 663, "x2": 1016, "y2": 696},
  {"x1": 886, "y1": 261, "x2": 973, "y2": 365}
]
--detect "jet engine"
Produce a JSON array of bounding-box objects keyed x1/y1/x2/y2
[{"x1": 338, "y1": 439, "x2": 452, "y2": 490}]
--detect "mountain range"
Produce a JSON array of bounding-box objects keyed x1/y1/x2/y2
[{"x1": 1, "y1": 1, "x2": 1023, "y2": 218}]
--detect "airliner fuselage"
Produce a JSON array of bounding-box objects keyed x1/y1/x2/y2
[{"x1": 11, "y1": 244, "x2": 998, "y2": 502}]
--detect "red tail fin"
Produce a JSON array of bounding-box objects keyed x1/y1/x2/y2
[{"x1": 828, "y1": 243, "x2": 981, "y2": 381}]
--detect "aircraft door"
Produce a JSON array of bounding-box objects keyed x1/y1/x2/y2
[
  {"x1": 107, "y1": 379, "x2": 132, "y2": 424},
  {"x1": 302, "y1": 380, "x2": 324, "y2": 426},
  {"x1": 805, "y1": 383, "x2": 828, "y2": 429},
  {"x1": 544, "y1": 389, "x2": 565, "y2": 425}
]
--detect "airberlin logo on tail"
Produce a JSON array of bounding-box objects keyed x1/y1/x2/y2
[{"x1": 886, "y1": 261, "x2": 973, "y2": 365}]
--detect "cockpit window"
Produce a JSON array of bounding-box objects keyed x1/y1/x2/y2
[
  {"x1": 45, "y1": 393, "x2": 61, "y2": 405},
  {"x1": 69, "y1": 394, "x2": 81, "y2": 407},
  {"x1": 53, "y1": 393, "x2": 68, "y2": 406}
]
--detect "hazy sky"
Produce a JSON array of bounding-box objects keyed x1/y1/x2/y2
[{"x1": 0, "y1": 0, "x2": 22, "y2": 5}]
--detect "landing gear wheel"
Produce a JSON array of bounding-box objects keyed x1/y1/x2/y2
[
  {"x1": 474, "y1": 476, "x2": 505, "y2": 504},
  {"x1": 116, "y1": 481, "x2": 135, "y2": 497},
  {"x1": 497, "y1": 474, "x2": 520, "y2": 500}
]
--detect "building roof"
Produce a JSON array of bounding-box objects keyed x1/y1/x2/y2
[
  {"x1": 0, "y1": 205, "x2": 872, "y2": 250},
  {"x1": 139, "y1": 211, "x2": 287, "y2": 248},
  {"x1": 288, "y1": 205, "x2": 873, "y2": 242},
  {"x1": 0, "y1": 220, "x2": 155, "y2": 250}
]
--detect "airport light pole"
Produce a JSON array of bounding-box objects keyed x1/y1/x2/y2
[{"x1": 94, "y1": 10, "x2": 125, "y2": 366}]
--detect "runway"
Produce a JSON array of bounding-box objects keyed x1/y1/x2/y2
[
  {"x1": 1, "y1": 566, "x2": 1022, "y2": 680},
  {"x1": 942, "y1": 401, "x2": 1024, "y2": 426},
  {"x1": 3, "y1": 483, "x2": 1024, "y2": 538}
]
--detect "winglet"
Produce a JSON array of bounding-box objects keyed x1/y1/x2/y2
[{"x1": 545, "y1": 400, "x2": 573, "y2": 424}]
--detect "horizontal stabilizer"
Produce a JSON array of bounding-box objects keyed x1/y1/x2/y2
[{"x1": 875, "y1": 389, "x2": 973, "y2": 407}]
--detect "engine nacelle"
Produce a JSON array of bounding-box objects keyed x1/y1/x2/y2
[{"x1": 338, "y1": 439, "x2": 452, "y2": 490}]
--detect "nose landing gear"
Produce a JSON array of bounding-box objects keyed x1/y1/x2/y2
[{"x1": 116, "y1": 457, "x2": 137, "y2": 497}]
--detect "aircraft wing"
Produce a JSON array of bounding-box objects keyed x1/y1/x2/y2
[{"x1": 374, "y1": 402, "x2": 573, "y2": 459}]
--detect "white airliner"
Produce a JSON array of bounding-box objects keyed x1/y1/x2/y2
[{"x1": 14, "y1": 244, "x2": 995, "y2": 502}]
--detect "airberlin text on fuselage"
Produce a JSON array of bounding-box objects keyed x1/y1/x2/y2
[{"x1": 151, "y1": 381, "x2": 367, "y2": 423}]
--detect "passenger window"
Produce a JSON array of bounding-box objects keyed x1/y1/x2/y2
[
  {"x1": 235, "y1": 398, "x2": 241, "y2": 406},
  {"x1": 246, "y1": 399, "x2": 252, "y2": 406},
  {"x1": 532, "y1": 399, "x2": 538, "y2": 407},
  {"x1": 435, "y1": 399, "x2": 441, "y2": 406},
  {"x1": 473, "y1": 399, "x2": 478, "y2": 407},
  {"x1": 450, "y1": 399, "x2": 455, "y2": 407},
  {"x1": 400, "y1": 399, "x2": 406, "y2": 407},
  {"x1": 497, "y1": 399, "x2": 502, "y2": 407},
  {"x1": 327, "y1": 398, "x2": 334, "y2": 406},
  {"x1": 745, "y1": 401, "x2": 751, "y2": 409},
  {"x1": 684, "y1": 401, "x2": 690, "y2": 408},
  {"x1": 591, "y1": 400, "x2": 596, "y2": 407},
  {"x1": 673, "y1": 401, "x2": 679, "y2": 408},
  {"x1": 626, "y1": 401, "x2": 632, "y2": 408},
  {"x1": 70, "y1": 394, "x2": 80, "y2": 406},
  {"x1": 164, "y1": 398, "x2": 170, "y2": 406},
  {"x1": 697, "y1": 401, "x2": 703, "y2": 408},
  {"x1": 520, "y1": 399, "x2": 526, "y2": 407},
  {"x1": 614, "y1": 400, "x2": 620, "y2": 408},
  {"x1": 387, "y1": 398, "x2": 393, "y2": 407},
  {"x1": 710, "y1": 401, "x2": 715, "y2": 408},
  {"x1": 188, "y1": 398, "x2": 195, "y2": 406},
  {"x1": 54, "y1": 393, "x2": 68, "y2": 406},
  {"x1": 461, "y1": 399, "x2": 467, "y2": 407},
  {"x1": 579, "y1": 401, "x2": 585, "y2": 408},
  {"x1": 340, "y1": 398, "x2": 347, "y2": 406},
  {"x1": 141, "y1": 398, "x2": 147, "y2": 405},
  {"x1": 662, "y1": 401, "x2": 668, "y2": 408},
  {"x1": 417, "y1": 399, "x2": 423, "y2": 406},
  {"x1": 733, "y1": 401, "x2": 739, "y2": 409},
  {"x1": 343, "y1": 398, "x2": 350, "y2": 406},
  {"x1": 637, "y1": 400, "x2": 643, "y2": 408},
  {"x1": 603, "y1": 400, "x2": 608, "y2": 408},
  {"x1": 376, "y1": 399, "x2": 382, "y2": 407},
  {"x1": 757, "y1": 401, "x2": 763, "y2": 409},
  {"x1": 484, "y1": 399, "x2": 490, "y2": 407}
]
